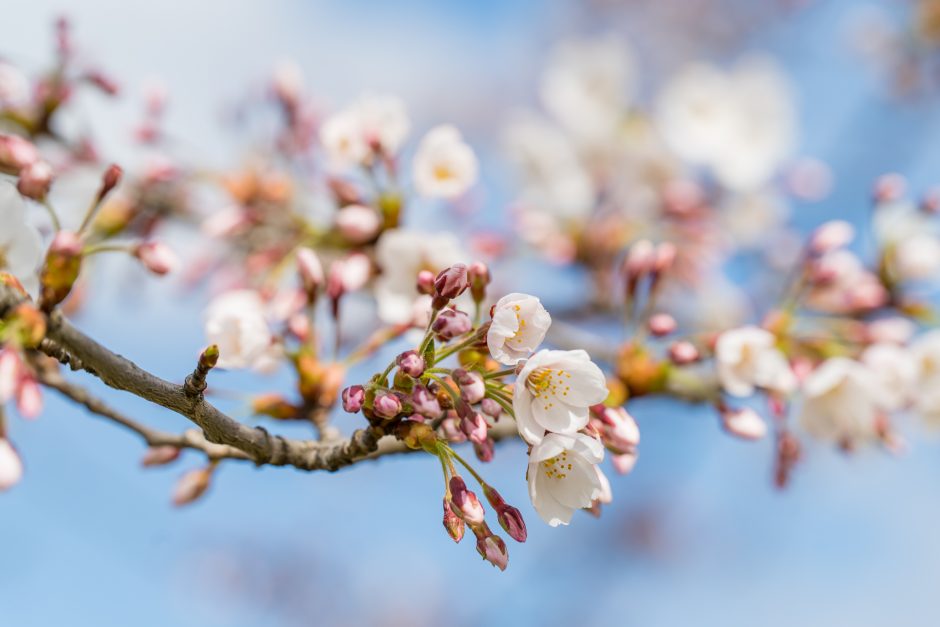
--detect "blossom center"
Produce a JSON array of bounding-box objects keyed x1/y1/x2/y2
[
  {"x1": 540, "y1": 451, "x2": 573, "y2": 480},
  {"x1": 510, "y1": 304, "x2": 528, "y2": 344},
  {"x1": 526, "y1": 366, "x2": 572, "y2": 408},
  {"x1": 433, "y1": 164, "x2": 455, "y2": 182}
]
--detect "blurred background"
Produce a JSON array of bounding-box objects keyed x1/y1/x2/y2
[{"x1": 4, "y1": 1, "x2": 940, "y2": 625}]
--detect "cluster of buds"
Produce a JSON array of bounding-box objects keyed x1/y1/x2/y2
[
  {"x1": 588, "y1": 405, "x2": 640, "y2": 475},
  {"x1": 444, "y1": 474, "x2": 525, "y2": 571},
  {"x1": 0, "y1": 134, "x2": 54, "y2": 200}
]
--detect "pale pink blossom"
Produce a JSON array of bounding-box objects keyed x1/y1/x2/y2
[
  {"x1": 334, "y1": 204, "x2": 381, "y2": 243},
  {"x1": 527, "y1": 432, "x2": 606, "y2": 526},
  {"x1": 487, "y1": 293, "x2": 551, "y2": 365},
  {"x1": 412, "y1": 125, "x2": 478, "y2": 199}
]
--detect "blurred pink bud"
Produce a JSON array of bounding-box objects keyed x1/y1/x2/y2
[
  {"x1": 668, "y1": 340, "x2": 699, "y2": 365},
  {"x1": 296, "y1": 247, "x2": 324, "y2": 295},
  {"x1": 342, "y1": 385, "x2": 365, "y2": 413},
  {"x1": 454, "y1": 368, "x2": 485, "y2": 404},
  {"x1": 480, "y1": 398, "x2": 502, "y2": 419},
  {"x1": 335, "y1": 204, "x2": 381, "y2": 243},
  {"x1": 396, "y1": 350, "x2": 425, "y2": 378},
  {"x1": 460, "y1": 412, "x2": 488, "y2": 445},
  {"x1": 411, "y1": 386, "x2": 442, "y2": 419},
  {"x1": 662, "y1": 179, "x2": 704, "y2": 215},
  {"x1": 202, "y1": 207, "x2": 250, "y2": 238},
  {"x1": 0, "y1": 349, "x2": 21, "y2": 403},
  {"x1": 327, "y1": 253, "x2": 370, "y2": 300},
  {"x1": 442, "y1": 496, "x2": 465, "y2": 543},
  {"x1": 287, "y1": 313, "x2": 311, "y2": 341},
  {"x1": 653, "y1": 242, "x2": 677, "y2": 274},
  {"x1": 809, "y1": 220, "x2": 854, "y2": 254},
  {"x1": 873, "y1": 173, "x2": 906, "y2": 203},
  {"x1": 142, "y1": 445, "x2": 181, "y2": 467},
  {"x1": 97, "y1": 164, "x2": 123, "y2": 200},
  {"x1": 373, "y1": 392, "x2": 402, "y2": 419},
  {"x1": 85, "y1": 71, "x2": 120, "y2": 96},
  {"x1": 468, "y1": 261, "x2": 490, "y2": 303},
  {"x1": 16, "y1": 377, "x2": 42, "y2": 419},
  {"x1": 922, "y1": 187, "x2": 940, "y2": 214},
  {"x1": 134, "y1": 241, "x2": 178, "y2": 275},
  {"x1": 449, "y1": 475, "x2": 485, "y2": 524},
  {"x1": 720, "y1": 406, "x2": 767, "y2": 441},
  {"x1": 866, "y1": 317, "x2": 915, "y2": 345},
  {"x1": 475, "y1": 531, "x2": 508, "y2": 571},
  {"x1": 172, "y1": 467, "x2": 213, "y2": 506},
  {"x1": 624, "y1": 239, "x2": 655, "y2": 281},
  {"x1": 648, "y1": 313, "x2": 677, "y2": 337},
  {"x1": 17, "y1": 160, "x2": 54, "y2": 199},
  {"x1": 416, "y1": 270, "x2": 435, "y2": 295},
  {"x1": 440, "y1": 415, "x2": 466, "y2": 443},
  {"x1": 848, "y1": 280, "x2": 888, "y2": 311},
  {"x1": 0, "y1": 134, "x2": 39, "y2": 170},
  {"x1": 432, "y1": 308, "x2": 472, "y2": 340},
  {"x1": 786, "y1": 158, "x2": 832, "y2": 202},
  {"x1": 593, "y1": 405, "x2": 640, "y2": 455},
  {"x1": 611, "y1": 451, "x2": 638, "y2": 475},
  {"x1": 0, "y1": 439, "x2": 23, "y2": 491},
  {"x1": 473, "y1": 437, "x2": 495, "y2": 462}
]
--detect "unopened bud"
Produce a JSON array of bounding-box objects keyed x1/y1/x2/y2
[
  {"x1": 454, "y1": 368, "x2": 485, "y2": 404},
  {"x1": 172, "y1": 466, "x2": 213, "y2": 506},
  {"x1": 0, "y1": 349, "x2": 21, "y2": 403},
  {"x1": 592, "y1": 405, "x2": 640, "y2": 455},
  {"x1": 416, "y1": 270, "x2": 435, "y2": 295},
  {"x1": 39, "y1": 231, "x2": 83, "y2": 311},
  {"x1": 373, "y1": 392, "x2": 402, "y2": 420},
  {"x1": 410, "y1": 385, "x2": 442, "y2": 419},
  {"x1": 468, "y1": 261, "x2": 490, "y2": 303},
  {"x1": 0, "y1": 134, "x2": 39, "y2": 171},
  {"x1": 16, "y1": 160, "x2": 54, "y2": 199},
  {"x1": 96, "y1": 163, "x2": 123, "y2": 202},
  {"x1": 342, "y1": 385, "x2": 365, "y2": 413},
  {"x1": 296, "y1": 247, "x2": 324, "y2": 299},
  {"x1": 398, "y1": 420, "x2": 436, "y2": 450},
  {"x1": 648, "y1": 313, "x2": 676, "y2": 337},
  {"x1": 443, "y1": 496, "x2": 465, "y2": 543},
  {"x1": 449, "y1": 475, "x2": 485, "y2": 525},
  {"x1": 8, "y1": 303, "x2": 46, "y2": 348},
  {"x1": 480, "y1": 398, "x2": 502, "y2": 419},
  {"x1": 474, "y1": 527, "x2": 508, "y2": 571},
  {"x1": 335, "y1": 204, "x2": 381, "y2": 243},
  {"x1": 460, "y1": 412, "x2": 488, "y2": 444},
  {"x1": 611, "y1": 451, "x2": 638, "y2": 475},
  {"x1": 396, "y1": 350, "x2": 425, "y2": 378},
  {"x1": 142, "y1": 445, "x2": 181, "y2": 467},
  {"x1": 134, "y1": 241, "x2": 178, "y2": 275},
  {"x1": 809, "y1": 220, "x2": 854, "y2": 254},
  {"x1": 720, "y1": 406, "x2": 767, "y2": 441},
  {"x1": 653, "y1": 242, "x2": 677, "y2": 275},
  {"x1": 432, "y1": 308, "x2": 472, "y2": 340},
  {"x1": 482, "y1": 484, "x2": 527, "y2": 542},
  {"x1": 16, "y1": 376, "x2": 42, "y2": 419},
  {"x1": 873, "y1": 173, "x2": 905, "y2": 204},
  {"x1": 433, "y1": 263, "x2": 469, "y2": 304},
  {"x1": 473, "y1": 437, "x2": 494, "y2": 462},
  {"x1": 668, "y1": 340, "x2": 699, "y2": 364}
]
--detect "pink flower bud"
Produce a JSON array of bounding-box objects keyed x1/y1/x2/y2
[
  {"x1": 873, "y1": 173, "x2": 905, "y2": 203},
  {"x1": 454, "y1": 368, "x2": 485, "y2": 404},
  {"x1": 440, "y1": 415, "x2": 466, "y2": 443},
  {"x1": 432, "y1": 308, "x2": 472, "y2": 340},
  {"x1": 335, "y1": 204, "x2": 381, "y2": 243},
  {"x1": 373, "y1": 392, "x2": 402, "y2": 419},
  {"x1": 468, "y1": 261, "x2": 490, "y2": 303},
  {"x1": 668, "y1": 340, "x2": 699, "y2": 365},
  {"x1": 172, "y1": 467, "x2": 213, "y2": 506},
  {"x1": 0, "y1": 134, "x2": 39, "y2": 171},
  {"x1": 296, "y1": 247, "x2": 324, "y2": 295},
  {"x1": 460, "y1": 412, "x2": 488, "y2": 445},
  {"x1": 0, "y1": 438, "x2": 23, "y2": 491},
  {"x1": 475, "y1": 531, "x2": 508, "y2": 571},
  {"x1": 39, "y1": 230, "x2": 83, "y2": 311},
  {"x1": 142, "y1": 445, "x2": 181, "y2": 467},
  {"x1": 653, "y1": 242, "x2": 677, "y2": 274},
  {"x1": 416, "y1": 270, "x2": 435, "y2": 295},
  {"x1": 327, "y1": 253, "x2": 371, "y2": 300},
  {"x1": 16, "y1": 160, "x2": 54, "y2": 199},
  {"x1": 449, "y1": 475, "x2": 485, "y2": 525},
  {"x1": 342, "y1": 385, "x2": 365, "y2": 413},
  {"x1": 411, "y1": 386, "x2": 442, "y2": 419},
  {"x1": 482, "y1": 485, "x2": 527, "y2": 542},
  {"x1": 134, "y1": 241, "x2": 178, "y2": 275},
  {"x1": 97, "y1": 163, "x2": 123, "y2": 201},
  {"x1": 443, "y1": 496, "x2": 465, "y2": 543},
  {"x1": 16, "y1": 376, "x2": 42, "y2": 419},
  {"x1": 648, "y1": 313, "x2": 677, "y2": 337},
  {"x1": 720, "y1": 406, "x2": 767, "y2": 441},
  {"x1": 623, "y1": 239, "x2": 655, "y2": 280},
  {"x1": 611, "y1": 451, "x2": 638, "y2": 475},
  {"x1": 396, "y1": 350, "x2": 425, "y2": 378},
  {"x1": 433, "y1": 263, "x2": 469, "y2": 301},
  {"x1": 593, "y1": 405, "x2": 640, "y2": 455},
  {"x1": 809, "y1": 220, "x2": 854, "y2": 254},
  {"x1": 473, "y1": 437, "x2": 495, "y2": 462},
  {"x1": 480, "y1": 398, "x2": 502, "y2": 419},
  {"x1": 0, "y1": 349, "x2": 21, "y2": 403}
]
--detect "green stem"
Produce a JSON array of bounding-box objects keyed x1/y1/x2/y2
[
  {"x1": 40, "y1": 199, "x2": 62, "y2": 232},
  {"x1": 445, "y1": 445, "x2": 488, "y2": 487},
  {"x1": 484, "y1": 367, "x2": 516, "y2": 380}
]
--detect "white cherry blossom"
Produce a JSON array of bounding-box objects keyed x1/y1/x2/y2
[
  {"x1": 715, "y1": 326, "x2": 796, "y2": 397},
  {"x1": 204, "y1": 290, "x2": 277, "y2": 371},
  {"x1": 910, "y1": 331, "x2": 940, "y2": 425},
  {"x1": 486, "y1": 293, "x2": 551, "y2": 365},
  {"x1": 513, "y1": 349, "x2": 608, "y2": 445},
  {"x1": 799, "y1": 358, "x2": 883, "y2": 446},
  {"x1": 527, "y1": 432, "x2": 606, "y2": 527},
  {"x1": 374, "y1": 229, "x2": 466, "y2": 325},
  {"x1": 412, "y1": 125, "x2": 478, "y2": 199}
]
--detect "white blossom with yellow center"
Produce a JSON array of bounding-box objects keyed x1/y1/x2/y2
[
  {"x1": 412, "y1": 125, "x2": 478, "y2": 199},
  {"x1": 527, "y1": 432, "x2": 606, "y2": 527},
  {"x1": 487, "y1": 293, "x2": 551, "y2": 365},
  {"x1": 715, "y1": 326, "x2": 796, "y2": 398},
  {"x1": 513, "y1": 349, "x2": 607, "y2": 445}
]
